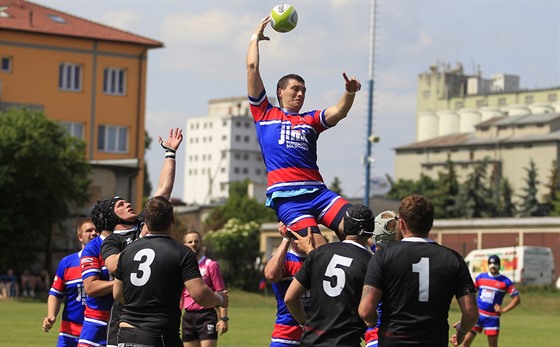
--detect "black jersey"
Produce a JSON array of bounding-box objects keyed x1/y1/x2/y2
[
  {"x1": 114, "y1": 234, "x2": 201, "y2": 334},
  {"x1": 294, "y1": 240, "x2": 372, "y2": 347},
  {"x1": 364, "y1": 237, "x2": 475, "y2": 346},
  {"x1": 101, "y1": 214, "x2": 144, "y2": 261}
]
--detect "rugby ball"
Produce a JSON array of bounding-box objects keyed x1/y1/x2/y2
[{"x1": 270, "y1": 4, "x2": 298, "y2": 33}]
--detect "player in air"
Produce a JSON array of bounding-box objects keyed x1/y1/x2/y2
[{"x1": 246, "y1": 14, "x2": 361, "y2": 246}]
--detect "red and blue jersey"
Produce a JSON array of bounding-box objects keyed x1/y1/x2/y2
[
  {"x1": 80, "y1": 235, "x2": 112, "y2": 322},
  {"x1": 249, "y1": 90, "x2": 332, "y2": 194},
  {"x1": 270, "y1": 250, "x2": 309, "y2": 346},
  {"x1": 49, "y1": 251, "x2": 86, "y2": 339},
  {"x1": 474, "y1": 272, "x2": 518, "y2": 316}
]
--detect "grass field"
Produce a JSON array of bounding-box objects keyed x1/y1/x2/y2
[{"x1": 1, "y1": 288, "x2": 558, "y2": 346}]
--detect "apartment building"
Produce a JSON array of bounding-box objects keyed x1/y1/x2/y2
[
  {"x1": 0, "y1": 0, "x2": 162, "y2": 213},
  {"x1": 183, "y1": 96, "x2": 267, "y2": 205}
]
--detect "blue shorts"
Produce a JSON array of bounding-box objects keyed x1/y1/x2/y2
[
  {"x1": 473, "y1": 312, "x2": 500, "y2": 336},
  {"x1": 56, "y1": 333, "x2": 79, "y2": 347},
  {"x1": 78, "y1": 317, "x2": 107, "y2": 347},
  {"x1": 273, "y1": 188, "x2": 349, "y2": 237}
]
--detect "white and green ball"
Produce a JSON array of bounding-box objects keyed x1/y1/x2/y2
[{"x1": 270, "y1": 4, "x2": 298, "y2": 33}]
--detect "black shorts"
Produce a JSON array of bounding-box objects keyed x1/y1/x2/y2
[
  {"x1": 181, "y1": 309, "x2": 218, "y2": 342},
  {"x1": 107, "y1": 301, "x2": 123, "y2": 346},
  {"x1": 117, "y1": 326, "x2": 182, "y2": 347}
]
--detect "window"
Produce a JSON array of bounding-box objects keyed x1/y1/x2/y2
[
  {"x1": 242, "y1": 168, "x2": 248, "y2": 174},
  {"x1": 548, "y1": 94, "x2": 558, "y2": 102},
  {"x1": 59, "y1": 63, "x2": 82, "y2": 91},
  {"x1": 222, "y1": 135, "x2": 227, "y2": 141},
  {"x1": 235, "y1": 135, "x2": 241, "y2": 142},
  {"x1": 476, "y1": 99, "x2": 486, "y2": 107},
  {"x1": 234, "y1": 168, "x2": 240, "y2": 174},
  {"x1": 244, "y1": 136, "x2": 250, "y2": 142},
  {"x1": 62, "y1": 122, "x2": 84, "y2": 139},
  {"x1": 423, "y1": 90, "x2": 430, "y2": 98},
  {"x1": 525, "y1": 96, "x2": 534, "y2": 103},
  {"x1": 103, "y1": 67, "x2": 126, "y2": 95},
  {"x1": 1, "y1": 57, "x2": 12, "y2": 73},
  {"x1": 454, "y1": 101, "x2": 464, "y2": 109},
  {"x1": 498, "y1": 98, "x2": 507, "y2": 106},
  {"x1": 97, "y1": 125, "x2": 128, "y2": 153},
  {"x1": 256, "y1": 169, "x2": 262, "y2": 175}
]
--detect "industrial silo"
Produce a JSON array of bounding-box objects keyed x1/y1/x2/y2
[
  {"x1": 417, "y1": 111, "x2": 438, "y2": 141},
  {"x1": 528, "y1": 102, "x2": 554, "y2": 114},
  {"x1": 479, "y1": 106, "x2": 503, "y2": 121},
  {"x1": 506, "y1": 104, "x2": 531, "y2": 116},
  {"x1": 437, "y1": 109, "x2": 459, "y2": 136},
  {"x1": 458, "y1": 108, "x2": 481, "y2": 133}
]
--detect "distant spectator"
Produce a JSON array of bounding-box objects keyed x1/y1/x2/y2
[
  {"x1": 21, "y1": 269, "x2": 38, "y2": 297},
  {"x1": 0, "y1": 268, "x2": 19, "y2": 299}
]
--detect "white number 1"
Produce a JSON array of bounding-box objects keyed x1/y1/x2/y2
[{"x1": 412, "y1": 257, "x2": 429, "y2": 302}]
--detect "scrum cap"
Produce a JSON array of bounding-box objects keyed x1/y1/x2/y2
[
  {"x1": 90, "y1": 196, "x2": 134, "y2": 232},
  {"x1": 373, "y1": 210, "x2": 398, "y2": 246},
  {"x1": 344, "y1": 204, "x2": 375, "y2": 236}
]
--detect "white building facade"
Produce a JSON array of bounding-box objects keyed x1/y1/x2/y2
[{"x1": 183, "y1": 97, "x2": 267, "y2": 204}]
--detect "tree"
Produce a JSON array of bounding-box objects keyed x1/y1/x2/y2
[
  {"x1": 204, "y1": 219, "x2": 262, "y2": 291},
  {"x1": 329, "y1": 176, "x2": 343, "y2": 196},
  {"x1": 517, "y1": 159, "x2": 544, "y2": 216},
  {"x1": 0, "y1": 108, "x2": 91, "y2": 272},
  {"x1": 433, "y1": 155, "x2": 461, "y2": 218},
  {"x1": 455, "y1": 158, "x2": 494, "y2": 218},
  {"x1": 543, "y1": 160, "x2": 560, "y2": 216},
  {"x1": 203, "y1": 179, "x2": 276, "y2": 231},
  {"x1": 498, "y1": 178, "x2": 517, "y2": 217}
]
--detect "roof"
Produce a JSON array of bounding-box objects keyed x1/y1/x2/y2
[{"x1": 0, "y1": 0, "x2": 163, "y2": 48}]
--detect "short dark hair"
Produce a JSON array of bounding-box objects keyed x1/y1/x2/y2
[
  {"x1": 143, "y1": 196, "x2": 174, "y2": 232},
  {"x1": 276, "y1": 74, "x2": 305, "y2": 91},
  {"x1": 398, "y1": 195, "x2": 434, "y2": 236}
]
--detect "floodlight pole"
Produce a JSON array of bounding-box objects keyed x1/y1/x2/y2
[{"x1": 364, "y1": 0, "x2": 377, "y2": 207}]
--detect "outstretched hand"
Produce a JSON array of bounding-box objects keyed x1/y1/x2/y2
[
  {"x1": 291, "y1": 227, "x2": 316, "y2": 255},
  {"x1": 343, "y1": 73, "x2": 361, "y2": 94},
  {"x1": 253, "y1": 15, "x2": 272, "y2": 42},
  {"x1": 158, "y1": 128, "x2": 183, "y2": 152}
]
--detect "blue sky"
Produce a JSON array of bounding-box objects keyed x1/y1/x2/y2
[{"x1": 36, "y1": 0, "x2": 560, "y2": 200}]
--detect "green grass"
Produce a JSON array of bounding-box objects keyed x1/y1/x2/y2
[{"x1": 1, "y1": 288, "x2": 559, "y2": 347}]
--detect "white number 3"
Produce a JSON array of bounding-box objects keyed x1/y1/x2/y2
[
  {"x1": 323, "y1": 254, "x2": 353, "y2": 297},
  {"x1": 130, "y1": 248, "x2": 155, "y2": 287}
]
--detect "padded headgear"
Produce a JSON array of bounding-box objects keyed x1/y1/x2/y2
[
  {"x1": 488, "y1": 255, "x2": 501, "y2": 266},
  {"x1": 90, "y1": 196, "x2": 135, "y2": 232},
  {"x1": 373, "y1": 210, "x2": 398, "y2": 246},
  {"x1": 344, "y1": 204, "x2": 375, "y2": 236}
]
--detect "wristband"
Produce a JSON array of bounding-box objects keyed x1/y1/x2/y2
[
  {"x1": 282, "y1": 237, "x2": 290, "y2": 242},
  {"x1": 160, "y1": 141, "x2": 176, "y2": 153},
  {"x1": 165, "y1": 152, "x2": 176, "y2": 160},
  {"x1": 250, "y1": 33, "x2": 259, "y2": 42},
  {"x1": 346, "y1": 90, "x2": 356, "y2": 95}
]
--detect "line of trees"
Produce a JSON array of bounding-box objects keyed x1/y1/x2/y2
[{"x1": 384, "y1": 155, "x2": 560, "y2": 218}]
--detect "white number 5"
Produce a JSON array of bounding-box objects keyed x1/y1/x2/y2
[
  {"x1": 323, "y1": 254, "x2": 353, "y2": 297},
  {"x1": 131, "y1": 248, "x2": 155, "y2": 287}
]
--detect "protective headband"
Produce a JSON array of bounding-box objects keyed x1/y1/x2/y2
[{"x1": 344, "y1": 204, "x2": 375, "y2": 236}]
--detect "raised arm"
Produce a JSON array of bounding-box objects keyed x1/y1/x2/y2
[
  {"x1": 323, "y1": 73, "x2": 362, "y2": 126},
  {"x1": 153, "y1": 128, "x2": 183, "y2": 200},
  {"x1": 247, "y1": 16, "x2": 271, "y2": 98},
  {"x1": 264, "y1": 222, "x2": 291, "y2": 283}
]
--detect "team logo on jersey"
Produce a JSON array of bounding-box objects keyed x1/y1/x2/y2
[
  {"x1": 81, "y1": 257, "x2": 93, "y2": 265},
  {"x1": 126, "y1": 237, "x2": 133, "y2": 245},
  {"x1": 278, "y1": 122, "x2": 309, "y2": 150}
]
